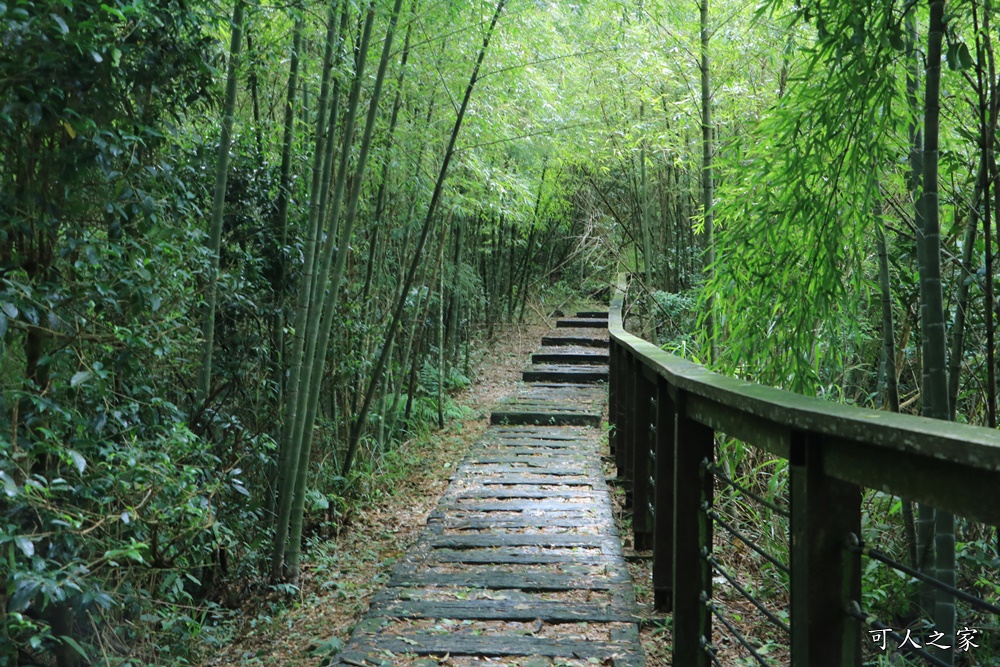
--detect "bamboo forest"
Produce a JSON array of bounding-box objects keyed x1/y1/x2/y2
[{"x1": 4, "y1": 0, "x2": 1000, "y2": 665}]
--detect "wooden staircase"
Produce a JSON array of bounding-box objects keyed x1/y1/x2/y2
[{"x1": 334, "y1": 311, "x2": 645, "y2": 666}]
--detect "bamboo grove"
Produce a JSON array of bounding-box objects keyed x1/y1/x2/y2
[
  {"x1": 0, "y1": 1, "x2": 612, "y2": 663},
  {"x1": 4, "y1": 0, "x2": 1000, "y2": 664}
]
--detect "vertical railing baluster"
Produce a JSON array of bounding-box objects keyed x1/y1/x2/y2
[
  {"x1": 653, "y1": 375, "x2": 675, "y2": 611},
  {"x1": 789, "y1": 431, "x2": 862, "y2": 667},
  {"x1": 673, "y1": 391, "x2": 714, "y2": 667}
]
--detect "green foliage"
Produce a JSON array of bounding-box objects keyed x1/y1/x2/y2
[
  {"x1": 703, "y1": 2, "x2": 900, "y2": 392},
  {"x1": 646, "y1": 288, "x2": 699, "y2": 350}
]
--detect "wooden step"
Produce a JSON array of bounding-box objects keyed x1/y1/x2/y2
[
  {"x1": 576, "y1": 310, "x2": 609, "y2": 319},
  {"x1": 490, "y1": 383, "x2": 605, "y2": 428},
  {"x1": 532, "y1": 346, "x2": 609, "y2": 365},
  {"x1": 542, "y1": 327, "x2": 610, "y2": 348},
  {"x1": 333, "y1": 300, "x2": 643, "y2": 667},
  {"x1": 340, "y1": 634, "x2": 644, "y2": 667},
  {"x1": 556, "y1": 317, "x2": 608, "y2": 328},
  {"x1": 491, "y1": 410, "x2": 601, "y2": 427},
  {"x1": 522, "y1": 364, "x2": 609, "y2": 384}
]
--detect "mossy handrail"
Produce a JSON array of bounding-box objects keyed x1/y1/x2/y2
[{"x1": 606, "y1": 273, "x2": 1000, "y2": 667}]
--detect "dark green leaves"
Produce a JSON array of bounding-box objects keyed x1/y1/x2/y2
[{"x1": 946, "y1": 41, "x2": 973, "y2": 71}]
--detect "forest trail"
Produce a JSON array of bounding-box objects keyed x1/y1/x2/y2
[{"x1": 333, "y1": 313, "x2": 646, "y2": 667}]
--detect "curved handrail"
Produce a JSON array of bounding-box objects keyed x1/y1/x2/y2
[{"x1": 609, "y1": 273, "x2": 1000, "y2": 525}]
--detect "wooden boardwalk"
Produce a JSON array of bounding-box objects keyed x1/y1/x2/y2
[{"x1": 335, "y1": 313, "x2": 645, "y2": 667}]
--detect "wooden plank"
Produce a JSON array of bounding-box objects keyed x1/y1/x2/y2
[
  {"x1": 490, "y1": 425, "x2": 590, "y2": 438},
  {"x1": 532, "y1": 349, "x2": 610, "y2": 365},
  {"x1": 372, "y1": 598, "x2": 636, "y2": 623},
  {"x1": 482, "y1": 438, "x2": 589, "y2": 447},
  {"x1": 456, "y1": 489, "x2": 603, "y2": 500},
  {"x1": 490, "y1": 410, "x2": 602, "y2": 427},
  {"x1": 438, "y1": 516, "x2": 607, "y2": 530},
  {"x1": 468, "y1": 475, "x2": 595, "y2": 485},
  {"x1": 473, "y1": 448, "x2": 587, "y2": 457},
  {"x1": 542, "y1": 330, "x2": 610, "y2": 347},
  {"x1": 388, "y1": 570, "x2": 629, "y2": 589},
  {"x1": 428, "y1": 533, "x2": 606, "y2": 548},
  {"x1": 522, "y1": 364, "x2": 609, "y2": 384},
  {"x1": 338, "y1": 636, "x2": 644, "y2": 665},
  {"x1": 443, "y1": 500, "x2": 604, "y2": 512},
  {"x1": 576, "y1": 310, "x2": 609, "y2": 319},
  {"x1": 462, "y1": 457, "x2": 584, "y2": 466},
  {"x1": 427, "y1": 549, "x2": 606, "y2": 565},
  {"x1": 456, "y1": 463, "x2": 592, "y2": 478},
  {"x1": 556, "y1": 317, "x2": 609, "y2": 328}
]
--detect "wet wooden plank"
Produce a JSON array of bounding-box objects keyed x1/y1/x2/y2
[
  {"x1": 542, "y1": 328, "x2": 610, "y2": 347},
  {"x1": 462, "y1": 456, "x2": 585, "y2": 465},
  {"x1": 491, "y1": 385, "x2": 606, "y2": 428},
  {"x1": 443, "y1": 516, "x2": 618, "y2": 535},
  {"x1": 389, "y1": 570, "x2": 629, "y2": 589},
  {"x1": 492, "y1": 424, "x2": 595, "y2": 434},
  {"x1": 335, "y1": 318, "x2": 644, "y2": 667},
  {"x1": 481, "y1": 440, "x2": 600, "y2": 450},
  {"x1": 444, "y1": 500, "x2": 602, "y2": 511},
  {"x1": 456, "y1": 465, "x2": 595, "y2": 476},
  {"x1": 523, "y1": 364, "x2": 609, "y2": 384},
  {"x1": 427, "y1": 549, "x2": 606, "y2": 565},
  {"x1": 428, "y1": 533, "x2": 606, "y2": 548},
  {"x1": 338, "y1": 635, "x2": 644, "y2": 666},
  {"x1": 456, "y1": 489, "x2": 603, "y2": 500},
  {"x1": 469, "y1": 475, "x2": 595, "y2": 485},
  {"x1": 370, "y1": 597, "x2": 637, "y2": 623},
  {"x1": 532, "y1": 347, "x2": 611, "y2": 365},
  {"x1": 490, "y1": 410, "x2": 602, "y2": 427}
]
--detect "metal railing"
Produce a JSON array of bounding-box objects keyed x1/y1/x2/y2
[{"x1": 607, "y1": 274, "x2": 1000, "y2": 667}]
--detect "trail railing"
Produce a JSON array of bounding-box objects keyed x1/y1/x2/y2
[{"x1": 607, "y1": 275, "x2": 1000, "y2": 667}]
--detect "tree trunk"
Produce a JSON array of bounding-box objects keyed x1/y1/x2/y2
[
  {"x1": 700, "y1": 0, "x2": 715, "y2": 364},
  {"x1": 286, "y1": 1, "x2": 394, "y2": 583},
  {"x1": 197, "y1": 0, "x2": 245, "y2": 403},
  {"x1": 270, "y1": 2, "x2": 340, "y2": 582},
  {"x1": 271, "y1": 15, "x2": 304, "y2": 409},
  {"x1": 921, "y1": 2, "x2": 955, "y2": 662},
  {"x1": 437, "y1": 224, "x2": 449, "y2": 430},
  {"x1": 639, "y1": 102, "x2": 655, "y2": 289},
  {"x1": 342, "y1": 0, "x2": 509, "y2": 476},
  {"x1": 947, "y1": 160, "x2": 985, "y2": 419}
]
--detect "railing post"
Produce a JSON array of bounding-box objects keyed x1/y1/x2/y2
[
  {"x1": 632, "y1": 366, "x2": 654, "y2": 550},
  {"x1": 622, "y1": 353, "x2": 636, "y2": 507},
  {"x1": 652, "y1": 375, "x2": 675, "y2": 611},
  {"x1": 789, "y1": 431, "x2": 862, "y2": 667},
  {"x1": 673, "y1": 391, "x2": 714, "y2": 667},
  {"x1": 615, "y1": 348, "x2": 628, "y2": 485},
  {"x1": 608, "y1": 340, "x2": 619, "y2": 457}
]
